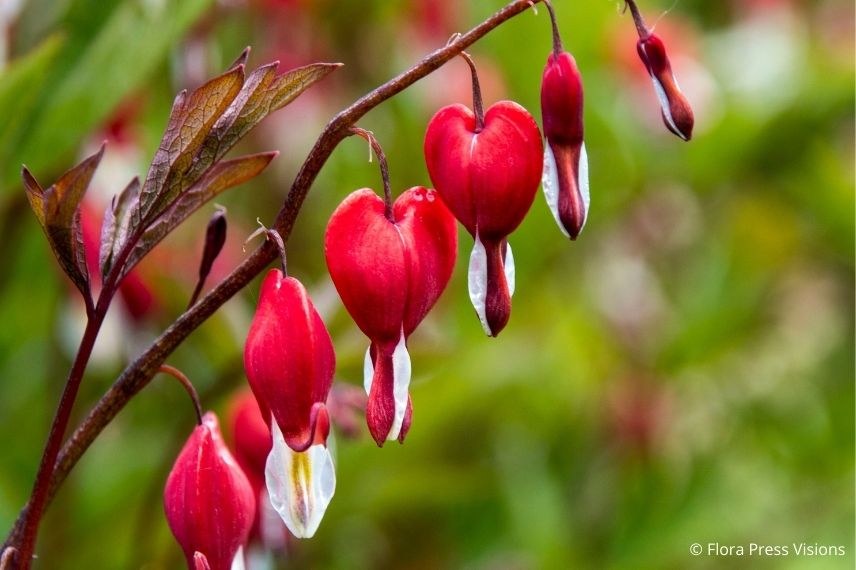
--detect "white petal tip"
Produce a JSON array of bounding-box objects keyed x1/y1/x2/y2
[
  {"x1": 265, "y1": 419, "x2": 336, "y2": 540},
  {"x1": 386, "y1": 331, "x2": 411, "y2": 441},
  {"x1": 468, "y1": 235, "x2": 492, "y2": 336}
]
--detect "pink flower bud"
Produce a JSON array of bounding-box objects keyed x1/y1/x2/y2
[
  {"x1": 244, "y1": 269, "x2": 336, "y2": 538},
  {"x1": 424, "y1": 101, "x2": 542, "y2": 336},
  {"x1": 164, "y1": 412, "x2": 255, "y2": 570},
  {"x1": 325, "y1": 187, "x2": 457, "y2": 446},
  {"x1": 541, "y1": 51, "x2": 589, "y2": 239}
]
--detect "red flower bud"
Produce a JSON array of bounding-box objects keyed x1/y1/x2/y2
[
  {"x1": 164, "y1": 412, "x2": 255, "y2": 570},
  {"x1": 541, "y1": 51, "x2": 590, "y2": 239},
  {"x1": 424, "y1": 101, "x2": 542, "y2": 336},
  {"x1": 636, "y1": 33, "x2": 694, "y2": 141},
  {"x1": 624, "y1": 0, "x2": 695, "y2": 142},
  {"x1": 244, "y1": 269, "x2": 336, "y2": 538},
  {"x1": 325, "y1": 187, "x2": 457, "y2": 446}
]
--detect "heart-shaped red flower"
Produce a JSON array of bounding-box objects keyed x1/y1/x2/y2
[
  {"x1": 424, "y1": 101, "x2": 542, "y2": 336},
  {"x1": 325, "y1": 186, "x2": 457, "y2": 446},
  {"x1": 164, "y1": 412, "x2": 255, "y2": 570}
]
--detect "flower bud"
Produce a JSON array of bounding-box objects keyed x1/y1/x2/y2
[
  {"x1": 541, "y1": 51, "x2": 590, "y2": 239},
  {"x1": 325, "y1": 187, "x2": 457, "y2": 445},
  {"x1": 636, "y1": 33, "x2": 694, "y2": 141},
  {"x1": 244, "y1": 269, "x2": 336, "y2": 538},
  {"x1": 424, "y1": 101, "x2": 542, "y2": 336},
  {"x1": 623, "y1": 0, "x2": 695, "y2": 143},
  {"x1": 164, "y1": 412, "x2": 255, "y2": 570}
]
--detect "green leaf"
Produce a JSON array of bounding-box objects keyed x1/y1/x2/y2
[
  {"x1": 23, "y1": 145, "x2": 104, "y2": 300},
  {"x1": 125, "y1": 152, "x2": 276, "y2": 273},
  {"x1": 138, "y1": 65, "x2": 245, "y2": 223}
]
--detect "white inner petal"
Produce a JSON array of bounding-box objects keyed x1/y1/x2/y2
[
  {"x1": 504, "y1": 242, "x2": 515, "y2": 297},
  {"x1": 363, "y1": 345, "x2": 373, "y2": 394},
  {"x1": 386, "y1": 330, "x2": 411, "y2": 441},
  {"x1": 230, "y1": 546, "x2": 245, "y2": 570},
  {"x1": 579, "y1": 142, "x2": 590, "y2": 231},
  {"x1": 649, "y1": 73, "x2": 683, "y2": 138},
  {"x1": 541, "y1": 145, "x2": 569, "y2": 237},
  {"x1": 467, "y1": 233, "x2": 492, "y2": 335},
  {"x1": 265, "y1": 417, "x2": 336, "y2": 539}
]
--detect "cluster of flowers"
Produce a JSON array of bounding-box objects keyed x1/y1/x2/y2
[{"x1": 161, "y1": 2, "x2": 693, "y2": 568}]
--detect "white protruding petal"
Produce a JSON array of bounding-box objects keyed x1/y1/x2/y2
[
  {"x1": 542, "y1": 145, "x2": 569, "y2": 238},
  {"x1": 230, "y1": 546, "x2": 246, "y2": 570},
  {"x1": 504, "y1": 243, "x2": 515, "y2": 297},
  {"x1": 363, "y1": 345, "x2": 373, "y2": 394},
  {"x1": 468, "y1": 233, "x2": 492, "y2": 335},
  {"x1": 386, "y1": 330, "x2": 411, "y2": 441},
  {"x1": 265, "y1": 418, "x2": 336, "y2": 539},
  {"x1": 579, "y1": 142, "x2": 590, "y2": 230},
  {"x1": 649, "y1": 73, "x2": 685, "y2": 139},
  {"x1": 542, "y1": 143, "x2": 591, "y2": 236}
]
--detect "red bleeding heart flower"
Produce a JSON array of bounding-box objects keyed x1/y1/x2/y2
[
  {"x1": 164, "y1": 412, "x2": 255, "y2": 570},
  {"x1": 244, "y1": 267, "x2": 336, "y2": 538},
  {"x1": 424, "y1": 54, "x2": 542, "y2": 336},
  {"x1": 626, "y1": 0, "x2": 694, "y2": 141},
  {"x1": 325, "y1": 180, "x2": 457, "y2": 446},
  {"x1": 540, "y1": 2, "x2": 589, "y2": 239}
]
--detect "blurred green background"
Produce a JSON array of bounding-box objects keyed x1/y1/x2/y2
[{"x1": 0, "y1": 0, "x2": 852, "y2": 568}]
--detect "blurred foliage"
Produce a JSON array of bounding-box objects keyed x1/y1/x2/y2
[{"x1": 0, "y1": 0, "x2": 853, "y2": 568}]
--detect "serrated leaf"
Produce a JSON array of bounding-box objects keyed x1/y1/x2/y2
[
  {"x1": 23, "y1": 146, "x2": 104, "y2": 299},
  {"x1": 125, "y1": 152, "x2": 276, "y2": 273},
  {"x1": 138, "y1": 65, "x2": 245, "y2": 224},
  {"x1": 99, "y1": 176, "x2": 140, "y2": 280}
]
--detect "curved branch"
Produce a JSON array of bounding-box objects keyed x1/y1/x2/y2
[{"x1": 2, "y1": 0, "x2": 542, "y2": 555}]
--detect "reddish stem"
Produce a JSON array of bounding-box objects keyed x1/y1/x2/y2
[
  {"x1": 349, "y1": 127, "x2": 394, "y2": 221},
  {"x1": 157, "y1": 365, "x2": 203, "y2": 425},
  {"x1": 459, "y1": 51, "x2": 485, "y2": 132},
  {"x1": 543, "y1": 0, "x2": 563, "y2": 56},
  {"x1": 11, "y1": 228, "x2": 139, "y2": 569},
  {"x1": 624, "y1": 0, "x2": 650, "y2": 39}
]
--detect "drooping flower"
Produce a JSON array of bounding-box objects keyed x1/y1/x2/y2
[
  {"x1": 540, "y1": 2, "x2": 589, "y2": 239},
  {"x1": 244, "y1": 269, "x2": 336, "y2": 539},
  {"x1": 626, "y1": 0, "x2": 694, "y2": 141},
  {"x1": 424, "y1": 55, "x2": 542, "y2": 336},
  {"x1": 164, "y1": 412, "x2": 255, "y2": 570},
  {"x1": 325, "y1": 186, "x2": 457, "y2": 446}
]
